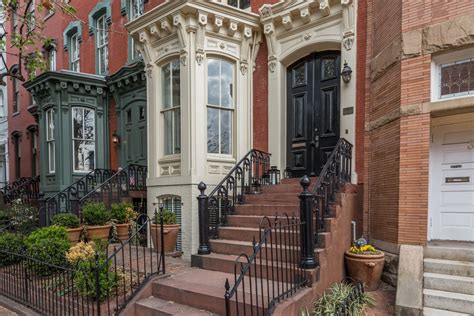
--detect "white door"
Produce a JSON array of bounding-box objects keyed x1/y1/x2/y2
[{"x1": 430, "y1": 122, "x2": 474, "y2": 241}]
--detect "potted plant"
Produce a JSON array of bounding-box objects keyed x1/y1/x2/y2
[
  {"x1": 110, "y1": 202, "x2": 138, "y2": 241},
  {"x1": 345, "y1": 238, "x2": 385, "y2": 291},
  {"x1": 82, "y1": 202, "x2": 111, "y2": 241},
  {"x1": 52, "y1": 213, "x2": 83, "y2": 243},
  {"x1": 150, "y1": 209, "x2": 179, "y2": 253}
]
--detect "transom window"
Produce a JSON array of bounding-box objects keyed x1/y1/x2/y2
[
  {"x1": 70, "y1": 33, "x2": 80, "y2": 72},
  {"x1": 439, "y1": 58, "x2": 474, "y2": 99},
  {"x1": 96, "y1": 15, "x2": 109, "y2": 74},
  {"x1": 161, "y1": 60, "x2": 181, "y2": 156},
  {"x1": 207, "y1": 58, "x2": 234, "y2": 155},
  {"x1": 46, "y1": 109, "x2": 55, "y2": 173},
  {"x1": 72, "y1": 107, "x2": 96, "y2": 172},
  {"x1": 228, "y1": 0, "x2": 250, "y2": 10}
]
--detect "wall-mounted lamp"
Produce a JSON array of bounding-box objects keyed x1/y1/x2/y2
[
  {"x1": 112, "y1": 131, "x2": 120, "y2": 146},
  {"x1": 341, "y1": 61, "x2": 352, "y2": 84}
]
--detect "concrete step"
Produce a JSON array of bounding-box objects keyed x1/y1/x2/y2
[
  {"x1": 423, "y1": 289, "x2": 474, "y2": 314},
  {"x1": 261, "y1": 183, "x2": 307, "y2": 194},
  {"x1": 243, "y1": 193, "x2": 300, "y2": 205},
  {"x1": 226, "y1": 215, "x2": 336, "y2": 232},
  {"x1": 424, "y1": 272, "x2": 474, "y2": 295},
  {"x1": 424, "y1": 244, "x2": 474, "y2": 262},
  {"x1": 234, "y1": 204, "x2": 299, "y2": 216},
  {"x1": 152, "y1": 268, "x2": 284, "y2": 315},
  {"x1": 424, "y1": 258, "x2": 474, "y2": 277},
  {"x1": 135, "y1": 296, "x2": 216, "y2": 315},
  {"x1": 423, "y1": 307, "x2": 471, "y2": 316}
]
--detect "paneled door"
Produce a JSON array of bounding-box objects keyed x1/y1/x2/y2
[
  {"x1": 287, "y1": 52, "x2": 341, "y2": 178},
  {"x1": 122, "y1": 101, "x2": 147, "y2": 166}
]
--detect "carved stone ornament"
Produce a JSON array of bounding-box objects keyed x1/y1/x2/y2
[
  {"x1": 180, "y1": 52, "x2": 187, "y2": 66},
  {"x1": 146, "y1": 64, "x2": 153, "y2": 78},
  {"x1": 60, "y1": 82, "x2": 67, "y2": 89},
  {"x1": 196, "y1": 49, "x2": 205, "y2": 65},
  {"x1": 268, "y1": 58, "x2": 277, "y2": 73},
  {"x1": 343, "y1": 36, "x2": 354, "y2": 50},
  {"x1": 240, "y1": 62, "x2": 248, "y2": 75},
  {"x1": 97, "y1": 87, "x2": 104, "y2": 95},
  {"x1": 260, "y1": 5, "x2": 272, "y2": 19}
]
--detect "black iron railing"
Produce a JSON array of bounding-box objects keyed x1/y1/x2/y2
[
  {"x1": 79, "y1": 164, "x2": 147, "y2": 218},
  {"x1": 224, "y1": 214, "x2": 307, "y2": 315},
  {"x1": 197, "y1": 150, "x2": 275, "y2": 249},
  {"x1": 0, "y1": 176, "x2": 40, "y2": 206},
  {"x1": 39, "y1": 169, "x2": 116, "y2": 226},
  {"x1": 0, "y1": 212, "x2": 165, "y2": 316}
]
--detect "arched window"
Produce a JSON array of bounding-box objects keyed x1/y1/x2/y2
[{"x1": 159, "y1": 195, "x2": 182, "y2": 251}]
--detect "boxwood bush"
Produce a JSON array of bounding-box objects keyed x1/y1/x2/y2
[
  {"x1": 152, "y1": 209, "x2": 177, "y2": 225},
  {"x1": 24, "y1": 226, "x2": 71, "y2": 276},
  {"x1": 52, "y1": 213, "x2": 81, "y2": 229},
  {"x1": 82, "y1": 202, "x2": 110, "y2": 226},
  {"x1": 0, "y1": 233, "x2": 25, "y2": 267}
]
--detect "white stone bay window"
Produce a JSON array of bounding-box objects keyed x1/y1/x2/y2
[{"x1": 127, "y1": 0, "x2": 261, "y2": 255}]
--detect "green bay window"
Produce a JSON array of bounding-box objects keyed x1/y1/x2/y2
[
  {"x1": 72, "y1": 107, "x2": 96, "y2": 172},
  {"x1": 161, "y1": 60, "x2": 181, "y2": 156},
  {"x1": 96, "y1": 15, "x2": 109, "y2": 74},
  {"x1": 207, "y1": 58, "x2": 234, "y2": 155},
  {"x1": 46, "y1": 109, "x2": 55, "y2": 173}
]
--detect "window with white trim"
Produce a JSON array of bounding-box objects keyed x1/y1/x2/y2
[
  {"x1": 160, "y1": 195, "x2": 182, "y2": 251},
  {"x1": 27, "y1": 0, "x2": 35, "y2": 32},
  {"x1": 207, "y1": 58, "x2": 234, "y2": 155},
  {"x1": 96, "y1": 14, "x2": 109, "y2": 74},
  {"x1": 129, "y1": 0, "x2": 144, "y2": 60},
  {"x1": 72, "y1": 107, "x2": 95, "y2": 172},
  {"x1": 47, "y1": 47, "x2": 56, "y2": 71},
  {"x1": 70, "y1": 33, "x2": 80, "y2": 72},
  {"x1": 46, "y1": 109, "x2": 55, "y2": 173},
  {"x1": 161, "y1": 60, "x2": 181, "y2": 156},
  {"x1": 228, "y1": 0, "x2": 250, "y2": 10}
]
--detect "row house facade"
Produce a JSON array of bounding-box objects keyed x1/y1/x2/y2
[{"x1": 3, "y1": 0, "x2": 473, "y2": 262}]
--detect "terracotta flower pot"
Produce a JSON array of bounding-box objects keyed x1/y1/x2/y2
[
  {"x1": 66, "y1": 226, "x2": 83, "y2": 243},
  {"x1": 150, "y1": 224, "x2": 179, "y2": 253},
  {"x1": 87, "y1": 224, "x2": 112, "y2": 241},
  {"x1": 115, "y1": 223, "x2": 130, "y2": 241},
  {"x1": 345, "y1": 250, "x2": 385, "y2": 291}
]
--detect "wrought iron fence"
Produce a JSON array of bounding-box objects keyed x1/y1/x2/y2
[
  {"x1": 0, "y1": 212, "x2": 165, "y2": 316},
  {"x1": 78, "y1": 165, "x2": 147, "y2": 221},
  {"x1": 39, "y1": 169, "x2": 116, "y2": 227},
  {"x1": 224, "y1": 214, "x2": 308, "y2": 316},
  {"x1": 0, "y1": 176, "x2": 40, "y2": 206}
]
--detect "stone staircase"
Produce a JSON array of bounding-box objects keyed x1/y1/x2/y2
[
  {"x1": 131, "y1": 177, "x2": 358, "y2": 315},
  {"x1": 423, "y1": 243, "x2": 474, "y2": 315}
]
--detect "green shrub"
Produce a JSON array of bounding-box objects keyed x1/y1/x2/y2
[
  {"x1": 24, "y1": 226, "x2": 71, "y2": 276},
  {"x1": 52, "y1": 213, "x2": 81, "y2": 229},
  {"x1": 314, "y1": 282, "x2": 374, "y2": 316},
  {"x1": 82, "y1": 202, "x2": 110, "y2": 226},
  {"x1": 0, "y1": 233, "x2": 25, "y2": 266},
  {"x1": 2, "y1": 200, "x2": 39, "y2": 234},
  {"x1": 152, "y1": 209, "x2": 176, "y2": 225},
  {"x1": 110, "y1": 202, "x2": 138, "y2": 224}
]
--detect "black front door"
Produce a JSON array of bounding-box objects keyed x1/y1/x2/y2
[{"x1": 287, "y1": 52, "x2": 341, "y2": 178}]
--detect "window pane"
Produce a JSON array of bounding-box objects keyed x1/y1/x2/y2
[
  {"x1": 74, "y1": 140, "x2": 95, "y2": 171},
  {"x1": 174, "y1": 108, "x2": 181, "y2": 154},
  {"x1": 162, "y1": 63, "x2": 171, "y2": 109},
  {"x1": 220, "y1": 110, "x2": 232, "y2": 155},
  {"x1": 207, "y1": 59, "x2": 220, "y2": 105},
  {"x1": 207, "y1": 108, "x2": 219, "y2": 153},
  {"x1": 48, "y1": 142, "x2": 55, "y2": 172},
  {"x1": 84, "y1": 109, "x2": 95, "y2": 140},
  {"x1": 172, "y1": 60, "x2": 180, "y2": 107},
  {"x1": 73, "y1": 108, "x2": 83, "y2": 139},
  {"x1": 164, "y1": 111, "x2": 173, "y2": 155},
  {"x1": 220, "y1": 60, "x2": 233, "y2": 107}
]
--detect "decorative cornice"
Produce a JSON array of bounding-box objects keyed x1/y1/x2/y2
[{"x1": 107, "y1": 61, "x2": 147, "y2": 94}]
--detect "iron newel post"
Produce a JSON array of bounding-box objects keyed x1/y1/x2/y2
[
  {"x1": 197, "y1": 182, "x2": 211, "y2": 255},
  {"x1": 299, "y1": 175, "x2": 317, "y2": 269}
]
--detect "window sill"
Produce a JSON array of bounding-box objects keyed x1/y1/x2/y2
[
  {"x1": 430, "y1": 95, "x2": 474, "y2": 117},
  {"x1": 11, "y1": 112, "x2": 20, "y2": 117},
  {"x1": 159, "y1": 154, "x2": 181, "y2": 164},
  {"x1": 207, "y1": 154, "x2": 236, "y2": 164}
]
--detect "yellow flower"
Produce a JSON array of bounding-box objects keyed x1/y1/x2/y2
[{"x1": 66, "y1": 241, "x2": 96, "y2": 264}]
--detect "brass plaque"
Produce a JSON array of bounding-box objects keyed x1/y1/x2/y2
[
  {"x1": 343, "y1": 107, "x2": 354, "y2": 115},
  {"x1": 445, "y1": 177, "x2": 470, "y2": 183}
]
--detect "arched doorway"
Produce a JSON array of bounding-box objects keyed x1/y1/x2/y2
[{"x1": 286, "y1": 51, "x2": 341, "y2": 177}]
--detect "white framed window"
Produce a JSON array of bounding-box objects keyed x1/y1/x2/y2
[
  {"x1": 159, "y1": 195, "x2": 182, "y2": 251},
  {"x1": 96, "y1": 15, "x2": 109, "y2": 74},
  {"x1": 27, "y1": 0, "x2": 35, "y2": 32},
  {"x1": 207, "y1": 58, "x2": 234, "y2": 155},
  {"x1": 129, "y1": 0, "x2": 144, "y2": 61},
  {"x1": 431, "y1": 47, "x2": 474, "y2": 101},
  {"x1": 70, "y1": 33, "x2": 80, "y2": 72},
  {"x1": 46, "y1": 109, "x2": 55, "y2": 173},
  {"x1": 228, "y1": 0, "x2": 250, "y2": 10},
  {"x1": 161, "y1": 60, "x2": 181, "y2": 156},
  {"x1": 72, "y1": 107, "x2": 96, "y2": 172},
  {"x1": 47, "y1": 47, "x2": 56, "y2": 71}
]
